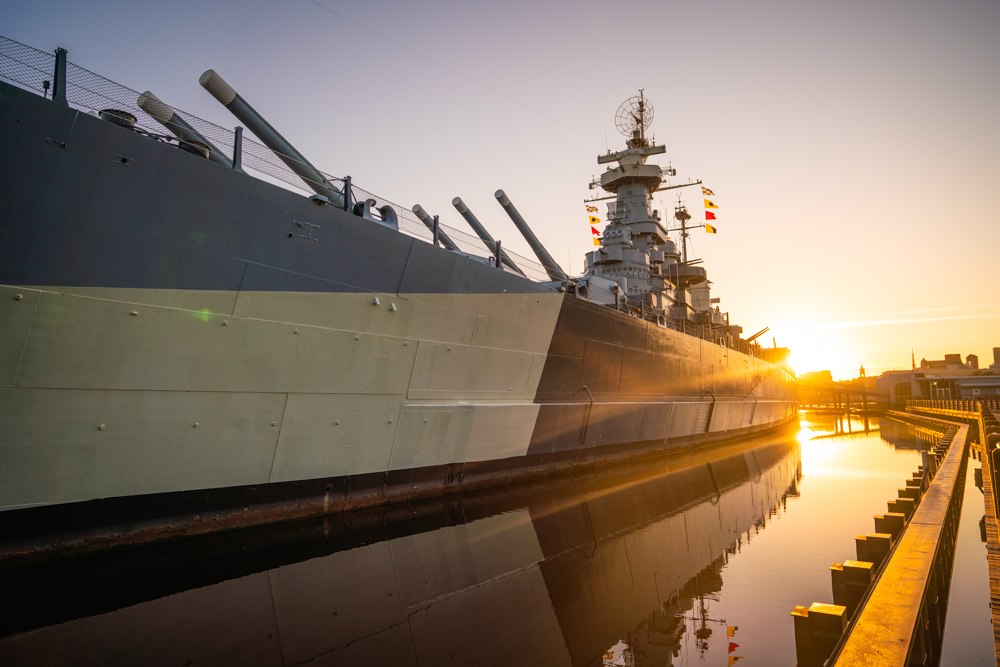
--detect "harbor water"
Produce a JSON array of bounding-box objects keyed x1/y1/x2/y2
[{"x1": 0, "y1": 412, "x2": 992, "y2": 666}]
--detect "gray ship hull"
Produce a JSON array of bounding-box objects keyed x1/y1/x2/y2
[{"x1": 0, "y1": 82, "x2": 796, "y2": 561}]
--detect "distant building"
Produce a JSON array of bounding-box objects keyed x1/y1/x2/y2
[
  {"x1": 797, "y1": 370, "x2": 836, "y2": 407},
  {"x1": 876, "y1": 354, "x2": 1000, "y2": 406},
  {"x1": 799, "y1": 370, "x2": 833, "y2": 384},
  {"x1": 991, "y1": 347, "x2": 1000, "y2": 371},
  {"x1": 918, "y1": 353, "x2": 975, "y2": 376}
]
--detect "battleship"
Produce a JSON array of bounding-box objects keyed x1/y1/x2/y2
[{"x1": 0, "y1": 38, "x2": 796, "y2": 561}]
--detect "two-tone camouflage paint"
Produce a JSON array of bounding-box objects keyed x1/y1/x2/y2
[{"x1": 0, "y1": 82, "x2": 795, "y2": 561}]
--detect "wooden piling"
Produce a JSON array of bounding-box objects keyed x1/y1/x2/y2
[
  {"x1": 874, "y1": 512, "x2": 906, "y2": 541},
  {"x1": 792, "y1": 602, "x2": 848, "y2": 667}
]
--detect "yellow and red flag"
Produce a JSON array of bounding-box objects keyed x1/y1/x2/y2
[
  {"x1": 704, "y1": 199, "x2": 718, "y2": 209},
  {"x1": 591, "y1": 219, "x2": 602, "y2": 245}
]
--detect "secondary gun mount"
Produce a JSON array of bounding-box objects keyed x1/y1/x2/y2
[{"x1": 199, "y1": 69, "x2": 343, "y2": 207}]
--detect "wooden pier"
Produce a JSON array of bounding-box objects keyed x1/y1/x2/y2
[
  {"x1": 830, "y1": 416, "x2": 968, "y2": 665},
  {"x1": 790, "y1": 400, "x2": 1000, "y2": 666},
  {"x1": 907, "y1": 401, "x2": 1000, "y2": 663}
]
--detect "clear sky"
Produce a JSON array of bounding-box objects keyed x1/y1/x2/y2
[{"x1": 6, "y1": 0, "x2": 999, "y2": 380}]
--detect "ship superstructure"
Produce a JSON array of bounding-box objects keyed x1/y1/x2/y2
[
  {"x1": 581, "y1": 92, "x2": 730, "y2": 342},
  {"x1": 0, "y1": 39, "x2": 795, "y2": 562}
]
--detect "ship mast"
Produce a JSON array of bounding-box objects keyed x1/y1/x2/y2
[{"x1": 674, "y1": 200, "x2": 691, "y2": 264}]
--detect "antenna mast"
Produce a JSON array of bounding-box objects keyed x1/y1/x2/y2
[{"x1": 674, "y1": 200, "x2": 691, "y2": 263}]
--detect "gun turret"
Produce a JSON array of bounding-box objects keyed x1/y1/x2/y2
[
  {"x1": 451, "y1": 198, "x2": 524, "y2": 276},
  {"x1": 412, "y1": 205, "x2": 459, "y2": 252},
  {"x1": 494, "y1": 190, "x2": 567, "y2": 282},
  {"x1": 137, "y1": 91, "x2": 233, "y2": 168},
  {"x1": 199, "y1": 70, "x2": 343, "y2": 206}
]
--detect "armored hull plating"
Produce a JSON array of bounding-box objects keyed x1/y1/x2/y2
[{"x1": 0, "y1": 72, "x2": 795, "y2": 561}]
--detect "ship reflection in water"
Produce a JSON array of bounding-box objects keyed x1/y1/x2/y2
[{"x1": 1, "y1": 416, "x2": 935, "y2": 666}]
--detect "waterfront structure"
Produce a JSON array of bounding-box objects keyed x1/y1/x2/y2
[
  {"x1": 917, "y1": 353, "x2": 979, "y2": 376},
  {"x1": 876, "y1": 356, "x2": 1000, "y2": 406},
  {"x1": 0, "y1": 41, "x2": 795, "y2": 558}
]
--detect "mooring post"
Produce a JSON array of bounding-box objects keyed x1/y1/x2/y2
[
  {"x1": 830, "y1": 563, "x2": 846, "y2": 608},
  {"x1": 791, "y1": 603, "x2": 848, "y2": 667},
  {"x1": 792, "y1": 606, "x2": 813, "y2": 666},
  {"x1": 843, "y1": 561, "x2": 874, "y2": 616},
  {"x1": 832, "y1": 560, "x2": 875, "y2": 617},
  {"x1": 856, "y1": 532, "x2": 891, "y2": 568},
  {"x1": 874, "y1": 512, "x2": 906, "y2": 541},
  {"x1": 888, "y1": 497, "x2": 915, "y2": 519}
]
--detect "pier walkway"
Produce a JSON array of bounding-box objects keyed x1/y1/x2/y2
[
  {"x1": 907, "y1": 401, "x2": 1000, "y2": 662},
  {"x1": 831, "y1": 416, "x2": 968, "y2": 665},
  {"x1": 791, "y1": 400, "x2": 1000, "y2": 666}
]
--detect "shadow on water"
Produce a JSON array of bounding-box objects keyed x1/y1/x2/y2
[{"x1": 0, "y1": 427, "x2": 802, "y2": 666}]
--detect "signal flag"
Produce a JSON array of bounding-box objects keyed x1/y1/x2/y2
[
  {"x1": 727, "y1": 627, "x2": 738, "y2": 638},
  {"x1": 593, "y1": 238, "x2": 601, "y2": 246},
  {"x1": 586, "y1": 205, "x2": 598, "y2": 213},
  {"x1": 704, "y1": 199, "x2": 718, "y2": 209},
  {"x1": 728, "y1": 657, "x2": 744, "y2": 666},
  {"x1": 729, "y1": 642, "x2": 740, "y2": 653},
  {"x1": 706, "y1": 223, "x2": 717, "y2": 234},
  {"x1": 702, "y1": 186, "x2": 715, "y2": 196},
  {"x1": 706, "y1": 211, "x2": 717, "y2": 220},
  {"x1": 591, "y1": 226, "x2": 600, "y2": 235},
  {"x1": 589, "y1": 215, "x2": 600, "y2": 225}
]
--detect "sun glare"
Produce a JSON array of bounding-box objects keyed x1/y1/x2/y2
[{"x1": 782, "y1": 324, "x2": 858, "y2": 380}]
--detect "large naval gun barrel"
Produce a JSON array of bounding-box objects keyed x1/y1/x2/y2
[
  {"x1": 493, "y1": 190, "x2": 567, "y2": 282},
  {"x1": 451, "y1": 197, "x2": 524, "y2": 276},
  {"x1": 411, "y1": 205, "x2": 459, "y2": 252},
  {"x1": 199, "y1": 70, "x2": 343, "y2": 206},
  {"x1": 137, "y1": 91, "x2": 233, "y2": 168}
]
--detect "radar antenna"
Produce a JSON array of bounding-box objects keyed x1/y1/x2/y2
[{"x1": 615, "y1": 90, "x2": 653, "y2": 147}]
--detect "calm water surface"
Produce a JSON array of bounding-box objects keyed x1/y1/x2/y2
[{"x1": 0, "y1": 413, "x2": 992, "y2": 666}]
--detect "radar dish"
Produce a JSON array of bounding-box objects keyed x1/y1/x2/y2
[{"x1": 615, "y1": 93, "x2": 654, "y2": 138}]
